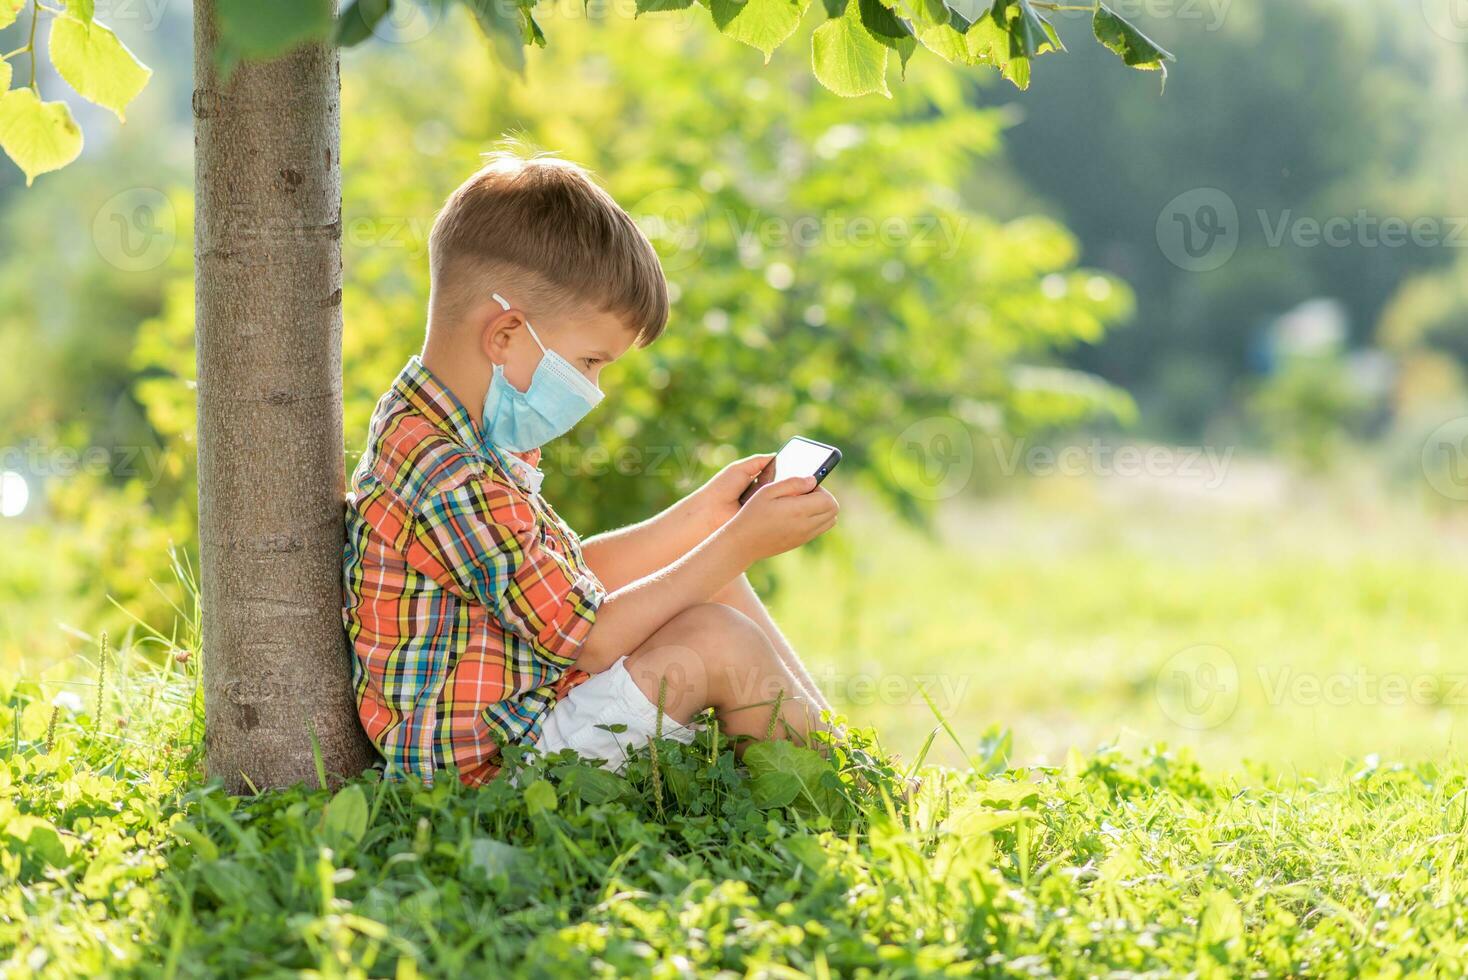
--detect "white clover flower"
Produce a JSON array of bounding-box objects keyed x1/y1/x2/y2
[{"x1": 51, "y1": 691, "x2": 84, "y2": 713}]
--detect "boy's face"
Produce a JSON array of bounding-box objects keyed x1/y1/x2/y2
[{"x1": 485, "y1": 300, "x2": 639, "y2": 394}]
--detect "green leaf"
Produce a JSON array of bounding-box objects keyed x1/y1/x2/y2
[
  {"x1": 0, "y1": 0, "x2": 22, "y2": 31},
  {"x1": 780, "y1": 833, "x2": 831, "y2": 873},
  {"x1": 859, "y1": 0, "x2": 916, "y2": 71},
  {"x1": 171, "y1": 820, "x2": 220, "y2": 862},
  {"x1": 964, "y1": 5, "x2": 1030, "y2": 88},
  {"x1": 524, "y1": 9, "x2": 546, "y2": 47},
  {"x1": 1005, "y1": 0, "x2": 1061, "y2": 58},
  {"x1": 635, "y1": 0, "x2": 695, "y2": 12},
  {"x1": 751, "y1": 770, "x2": 802, "y2": 808},
  {"x1": 467, "y1": 836, "x2": 534, "y2": 888},
  {"x1": 711, "y1": 0, "x2": 807, "y2": 62},
  {"x1": 907, "y1": 0, "x2": 970, "y2": 65},
  {"x1": 812, "y1": 1, "x2": 889, "y2": 98},
  {"x1": 523, "y1": 777, "x2": 558, "y2": 815},
  {"x1": 50, "y1": 16, "x2": 152, "y2": 122},
  {"x1": 560, "y1": 764, "x2": 627, "y2": 804},
  {"x1": 322, "y1": 784, "x2": 369, "y2": 845},
  {"x1": 941, "y1": 0, "x2": 989, "y2": 26},
  {"x1": 214, "y1": 0, "x2": 333, "y2": 64},
  {"x1": 946, "y1": 805, "x2": 1036, "y2": 836},
  {"x1": 0, "y1": 89, "x2": 83, "y2": 186},
  {"x1": 458, "y1": 0, "x2": 530, "y2": 74},
  {"x1": 1093, "y1": 2, "x2": 1174, "y2": 88},
  {"x1": 744, "y1": 740, "x2": 848, "y2": 817},
  {"x1": 974, "y1": 778, "x2": 1041, "y2": 807},
  {"x1": 3, "y1": 815, "x2": 71, "y2": 868},
  {"x1": 335, "y1": 0, "x2": 392, "y2": 47},
  {"x1": 197, "y1": 859, "x2": 271, "y2": 911},
  {"x1": 67, "y1": 0, "x2": 94, "y2": 23},
  {"x1": 1199, "y1": 888, "x2": 1244, "y2": 949}
]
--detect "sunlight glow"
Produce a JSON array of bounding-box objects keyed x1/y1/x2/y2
[{"x1": 0, "y1": 471, "x2": 30, "y2": 518}]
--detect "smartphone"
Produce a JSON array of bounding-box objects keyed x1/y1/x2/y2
[{"x1": 738, "y1": 437, "x2": 842, "y2": 505}]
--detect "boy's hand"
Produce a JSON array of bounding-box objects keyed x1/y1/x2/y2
[
  {"x1": 727, "y1": 476, "x2": 839, "y2": 562},
  {"x1": 688, "y1": 454, "x2": 774, "y2": 531}
]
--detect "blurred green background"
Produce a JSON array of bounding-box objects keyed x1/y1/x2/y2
[{"x1": 4, "y1": 0, "x2": 1468, "y2": 773}]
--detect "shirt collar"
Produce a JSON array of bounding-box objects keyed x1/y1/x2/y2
[
  {"x1": 393, "y1": 356, "x2": 482, "y2": 451},
  {"x1": 393, "y1": 356, "x2": 545, "y2": 492}
]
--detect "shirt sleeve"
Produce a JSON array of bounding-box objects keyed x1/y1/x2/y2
[{"x1": 408, "y1": 475, "x2": 604, "y2": 669}]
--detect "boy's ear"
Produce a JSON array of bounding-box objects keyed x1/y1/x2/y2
[{"x1": 478, "y1": 304, "x2": 525, "y2": 365}]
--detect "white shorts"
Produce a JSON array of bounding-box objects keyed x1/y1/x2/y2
[{"x1": 530, "y1": 656, "x2": 698, "y2": 771}]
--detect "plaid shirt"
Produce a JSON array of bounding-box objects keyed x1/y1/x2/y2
[{"x1": 344, "y1": 357, "x2": 604, "y2": 786}]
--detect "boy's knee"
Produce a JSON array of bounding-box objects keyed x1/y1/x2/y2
[
  {"x1": 624, "y1": 604, "x2": 769, "y2": 716},
  {"x1": 668, "y1": 601, "x2": 764, "y2": 653}
]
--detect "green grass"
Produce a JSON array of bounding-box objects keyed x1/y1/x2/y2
[
  {"x1": 6, "y1": 475, "x2": 1468, "y2": 976},
  {"x1": 772, "y1": 476, "x2": 1468, "y2": 771},
  {"x1": 8, "y1": 644, "x2": 1468, "y2": 977}
]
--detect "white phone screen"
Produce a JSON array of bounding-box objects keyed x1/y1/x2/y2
[{"x1": 772, "y1": 438, "x2": 834, "y2": 481}]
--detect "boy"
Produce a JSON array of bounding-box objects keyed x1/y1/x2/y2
[{"x1": 344, "y1": 151, "x2": 840, "y2": 786}]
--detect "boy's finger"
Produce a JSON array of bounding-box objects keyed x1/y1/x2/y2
[
  {"x1": 785, "y1": 489, "x2": 837, "y2": 518},
  {"x1": 761, "y1": 475, "x2": 818, "y2": 499},
  {"x1": 734, "y1": 453, "x2": 775, "y2": 475},
  {"x1": 792, "y1": 487, "x2": 838, "y2": 515}
]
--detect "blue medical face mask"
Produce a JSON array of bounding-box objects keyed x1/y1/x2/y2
[{"x1": 480, "y1": 292, "x2": 605, "y2": 453}]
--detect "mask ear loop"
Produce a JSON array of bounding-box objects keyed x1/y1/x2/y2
[{"x1": 491, "y1": 292, "x2": 547, "y2": 353}]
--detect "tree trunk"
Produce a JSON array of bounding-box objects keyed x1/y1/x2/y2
[{"x1": 193, "y1": 0, "x2": 376, "y2": 793}]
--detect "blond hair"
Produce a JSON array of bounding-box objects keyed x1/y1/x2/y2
[{"x1": 428, "y1": 149, "x2": 668, "y2": 347}]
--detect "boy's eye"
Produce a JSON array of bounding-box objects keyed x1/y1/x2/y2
[{"x1": 582, "y1": 358, "x2": 601, "y2": 369}]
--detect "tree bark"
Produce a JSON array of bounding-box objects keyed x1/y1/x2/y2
[{"x1": 193, "y1": 0, "x2": 376, "y2": 792}]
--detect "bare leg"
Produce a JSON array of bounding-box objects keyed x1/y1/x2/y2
[
  {"x1": 712, "y1": 574, "x2": 835, "y2": 717},
  {"x1": 622, "y1": 603, "x2": 825, "y2": 750}
]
